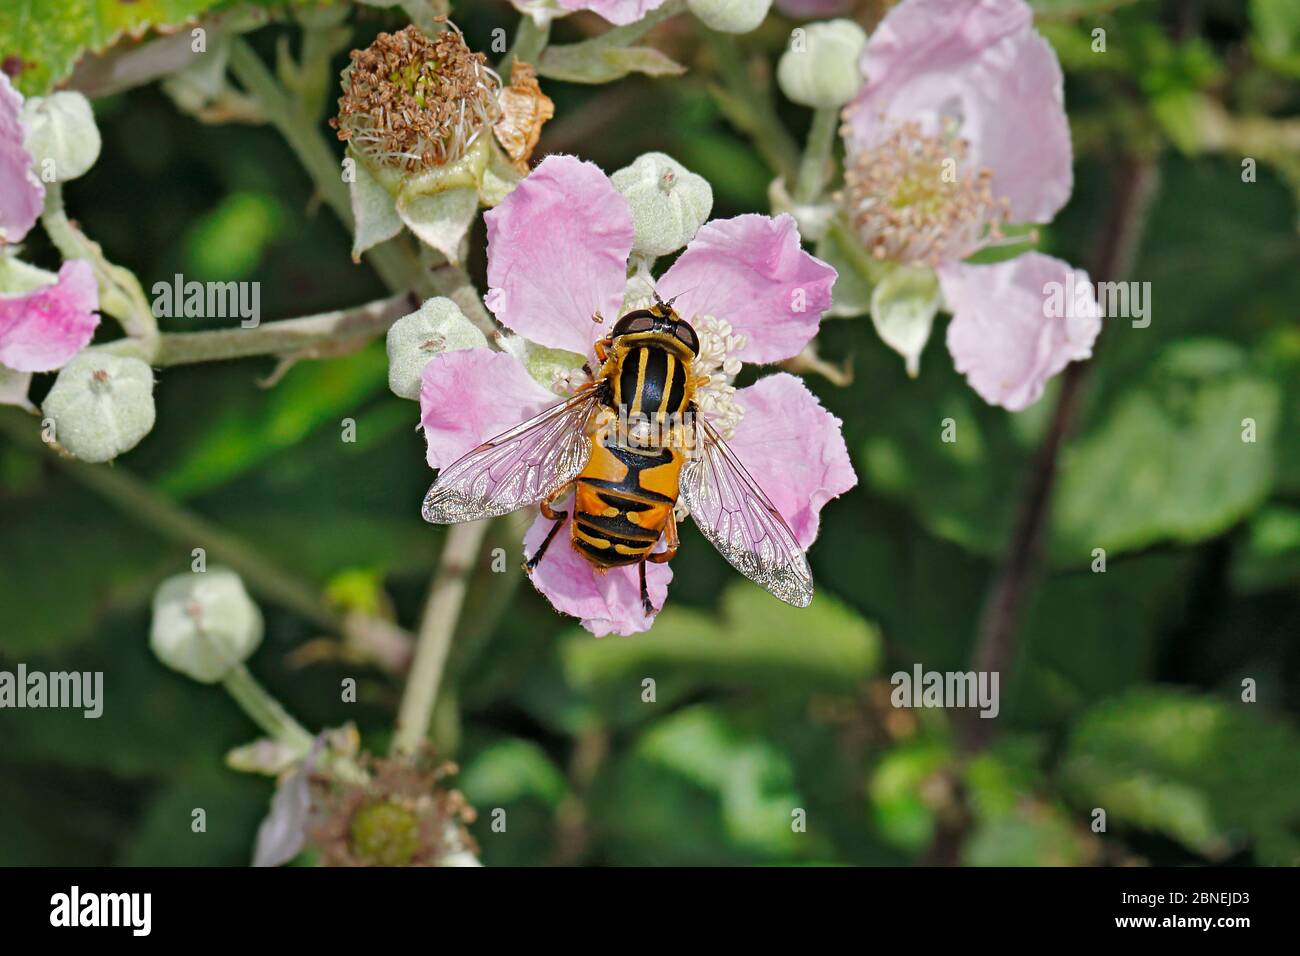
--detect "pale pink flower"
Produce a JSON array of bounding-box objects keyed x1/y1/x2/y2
[
  {"x1": 420, "y1": 155, "x2": 855, "y2": 636},
  {"x1": 556, "y1": 0, "x2": 670, "y2": 26},
  {"x1": 0, "y1": 72, "x2": 44, "y2": 244},
  {"x1": 841, "y1": 0, "x2": 1098, "y2": 411},
  {"x1": 0, "y1": 260, "x2": 101, "y2": 406}
]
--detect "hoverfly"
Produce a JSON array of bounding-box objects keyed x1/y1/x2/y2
[{"x1": 421, "y1": 297, "x2": 813, "y2": 614}]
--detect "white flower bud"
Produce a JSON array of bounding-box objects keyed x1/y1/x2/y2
[
  {"x1": 777, "y1": 20, "x2": 868, "y2": 109},
  {"x1": 42, "y1": 353, "x2": 156, "y2": 463},
  {"x1": 21, "y1": 91, "x2": 101, "y2": 183},
  {"x1": 386, "y1": 297, "x2": 488, "y2": 400},
  {"x1": 150, "y1": 568, "x2": 264, "y2": 684},
  {"x1": 610, "y1": 153, "x2": 713, "y2": 258},
  {"x1": 688, "y1": 0, "x2": 773, "y2": 34}
]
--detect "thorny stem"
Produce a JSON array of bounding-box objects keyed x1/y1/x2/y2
[
  {"x1": 94, "y1": 292, "x2": 416, "y2": 366},
  {"x1": 794, "y1": 107, "x2": 839, "y2": 205},
  {"x1": 958, "y1": 154, "x2": 1161, "y2": 756},
  {"x1": 392, "y1": 521, "x2": 490, "y2": 756},
  {"x1": 916, "y1": 155, "x2": 1159, "y2": 869},
  {"x1": 222, "y1": 662, "x2": 315, "y2": 753}
]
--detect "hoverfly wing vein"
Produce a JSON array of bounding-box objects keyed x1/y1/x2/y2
[
  {"x1": 422, "y1": 392, "x2": 598, "y2": 524},
  {"x1": 680, "y1": 416, "x2": 813, "y2": 608}
]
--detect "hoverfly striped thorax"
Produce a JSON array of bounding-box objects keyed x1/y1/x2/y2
[
  {"x1": 570, "y1": 302, "x2": 701, "y2": 572},
  {"x1": 423, "y1": 295, "x2": 814, "y2": 614}
]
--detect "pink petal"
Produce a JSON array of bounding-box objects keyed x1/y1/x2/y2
[
  {"x1": 524, "y1": 512, "x2": 672, "y2": 637},
  {"x1": 940, "y1": 253, "x2": 1101, "y2": 412},
  {"x1": 725, "y1": 373, "x2": 857, "y2": 549},
  {"x1": 0, "y1": 260, "x2": 100, "y2": 372},
  {"x1": 842, "y1": 0, "x2": 1072, "y2": 224},
  {"x1": 0, "y1": 73, "x2": 44, "y2": 244},
  {"x1": 556, "y1": 0, "x2": 669, "y2": 26},
  {"x1": 657, "y1": 214, "x2": 836, "y2": 364},
  {"x1": 420, "y1": 347, "x2": 559, "y2": 469},
  {"x1": 484, "y1": 154, "x2": 633, "y2": 356}
]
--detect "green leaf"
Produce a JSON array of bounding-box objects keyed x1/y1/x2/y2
[
  {"x1": 155, "y1": 345, "x2": 389, "y2": 499},
  {"x1": 560, "y1": 581, "x2": 880, "y2": 726},
  {"x1": 1051, "y1": 340, "x2": 1280, "y2": 561},
  {"x1": 1251, "y1": 0, "x2": 1300, "y2": 77},
  {"x1": 0, "y1": 465, "x2": 169, "y2": 654},
  {"x1": 182, "y1": 190, "x2": 289, "y2": 280},
  {"x1": 459, "y1": 737, "x2": 568, "y2": 809},
  {"x1": 0, "y1": 0, "x2": 222, "y2": 96},
  {"x1": 539, "y1": 45, "x2": 685, "y2": 84},
  {"x1": 1061, "y1": 688, "x2": 1300, "y2": 864},
  {"x1": 1029, "y1": 0, "x2": 1139, "y2": 19},
  {"x1": 593, "y1": 705, "x2": 821, "y2": 864},
  {"x1": 119, "y1": 764, "x2": 270, "y2": 865}
]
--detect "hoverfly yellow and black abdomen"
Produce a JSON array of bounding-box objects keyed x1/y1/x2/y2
[{"x1": 426, "y1": 296, "x2": 813, "y2": 614}]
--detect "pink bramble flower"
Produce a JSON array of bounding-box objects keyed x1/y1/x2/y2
[
  {"x1": 0, "y1": 73, "x2": 43, "y2": 246},
  {"x1": 839, "y1": 0, "x2": 1100, "y2": 411},
  {"x1": 0, "y1": 260, "x2": 101, "y2": 408},
  {"x1": 419, "y1": 155, "x2": 857, "y2": 636},
  {"x1": 1, "y1": 73, "x2": 102, "y2": 409}
]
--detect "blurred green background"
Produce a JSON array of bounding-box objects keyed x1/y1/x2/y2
[{"x1": 1, "y1": 0, "x2": 1298, "y2": 866}]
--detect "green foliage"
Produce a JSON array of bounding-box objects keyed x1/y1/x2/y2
[
  {"x1": 1061, "y1": 689, "x2": 1300, "y2": 865},
  {"x1": 0, "y1": 0, "x2": 222, "y2": 95},
  {"x1": 1052, "y1": 340, "x2": 1280, "y2": 561},
  {"x1": 1, "y1": 0, "x2": 1298, "y2": 870}
]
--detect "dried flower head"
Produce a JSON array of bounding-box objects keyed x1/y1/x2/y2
[
  {"x1": 493, "y1": 61, "x2": 554, "y2": 172},
  {"x1": 307, "y1": 753, "x2": 477, "y2": 867},
  {"x1": 842, "y1": 119, "x2": 1008, "y2": 269},
  {"x1": 334, "y1": 23, "x2": 502, "y2": 172}
]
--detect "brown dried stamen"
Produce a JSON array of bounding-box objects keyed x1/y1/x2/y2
[
  {"x1": 333, "y1": 23, "x2": 502, "y2": 172},
  {"x1": 843, "y1": 119, "x2": 1009, "y2": 268}
]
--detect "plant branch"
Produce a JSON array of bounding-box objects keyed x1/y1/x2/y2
[
  {"x1": 94, "y1": 291, "x2": 416, "y2": 366},
  {"x1": 40, "y1": 182, "x2": 157, "y2": 339},
  {"x1": 222, "y1": 662, "x2": 315, "y2": 752},
  {"x1": 958, "y1": 154, "x2": 1161, "y2": 755},
  {"x1": 794, "y1": 107, "x2": 839, "y2": 205},
  {"x1": 391, "y1": 520, "x2": 489, "y2": 756},
  {"x1": 0, "y1": 408, "x2": 340, "y2": 631}
]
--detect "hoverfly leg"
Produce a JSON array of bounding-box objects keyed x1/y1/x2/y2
[
  {"x1": 639, "y1": 560, "x2": 653, "y2": 617},
  {"x1": 523, "y1": 491, "x2": 570, "y2": 573},
  {"x1": 648, "y1": 511, "x2": 678, "y2": 564}
]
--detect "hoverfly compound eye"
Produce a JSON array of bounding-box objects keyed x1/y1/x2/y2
[
  {"x1": 674, "y1": 322, "x2": 700, "y2": 354},
  {"x1": 612, "y1": 311, "x2": 656, "y2": 337}
]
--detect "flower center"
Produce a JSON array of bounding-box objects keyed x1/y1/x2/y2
[
  {"x1": 843, "y1": 120, "x2": 1008, "y2": 268},
  {"x1": 690, "y1": 314, "x2": 746, "y2": 442},
  {"x1": 349, "y1": 799, "x2": 422, "y2": 867},
  {"x1": 334, "y1": 23, "x2": 502, "y2": 172}
]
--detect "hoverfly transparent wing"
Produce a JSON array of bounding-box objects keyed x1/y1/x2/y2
[
  {"x1": 422, "y1": 390, "x2": 600, "y2": 524},
  {"x1": 679, "y1": 414, "x2": 814, "y2": 608}
]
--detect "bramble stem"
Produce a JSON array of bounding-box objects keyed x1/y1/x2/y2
[
  {"x1": 794, "y1": 107, "x2": 839, "y2": 205},
  {"x1": 222, "y1": 663, "x2": 315, "y2": 753},
  {"x1": 40, "y1": 183, "x2": 157, "y2": 339},
  {"x1": 391, "y1": 521, "x2": 490, "y2": 756},
  {"x1": 94, "y1": 292, "x2": 416, "y2": 366},
  {"x1": 504, "y1": 17, "x2": 550, "y2": 71},
  {"x1": 959, "y1": 154, "x2": 1161, "y2": 754}
]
